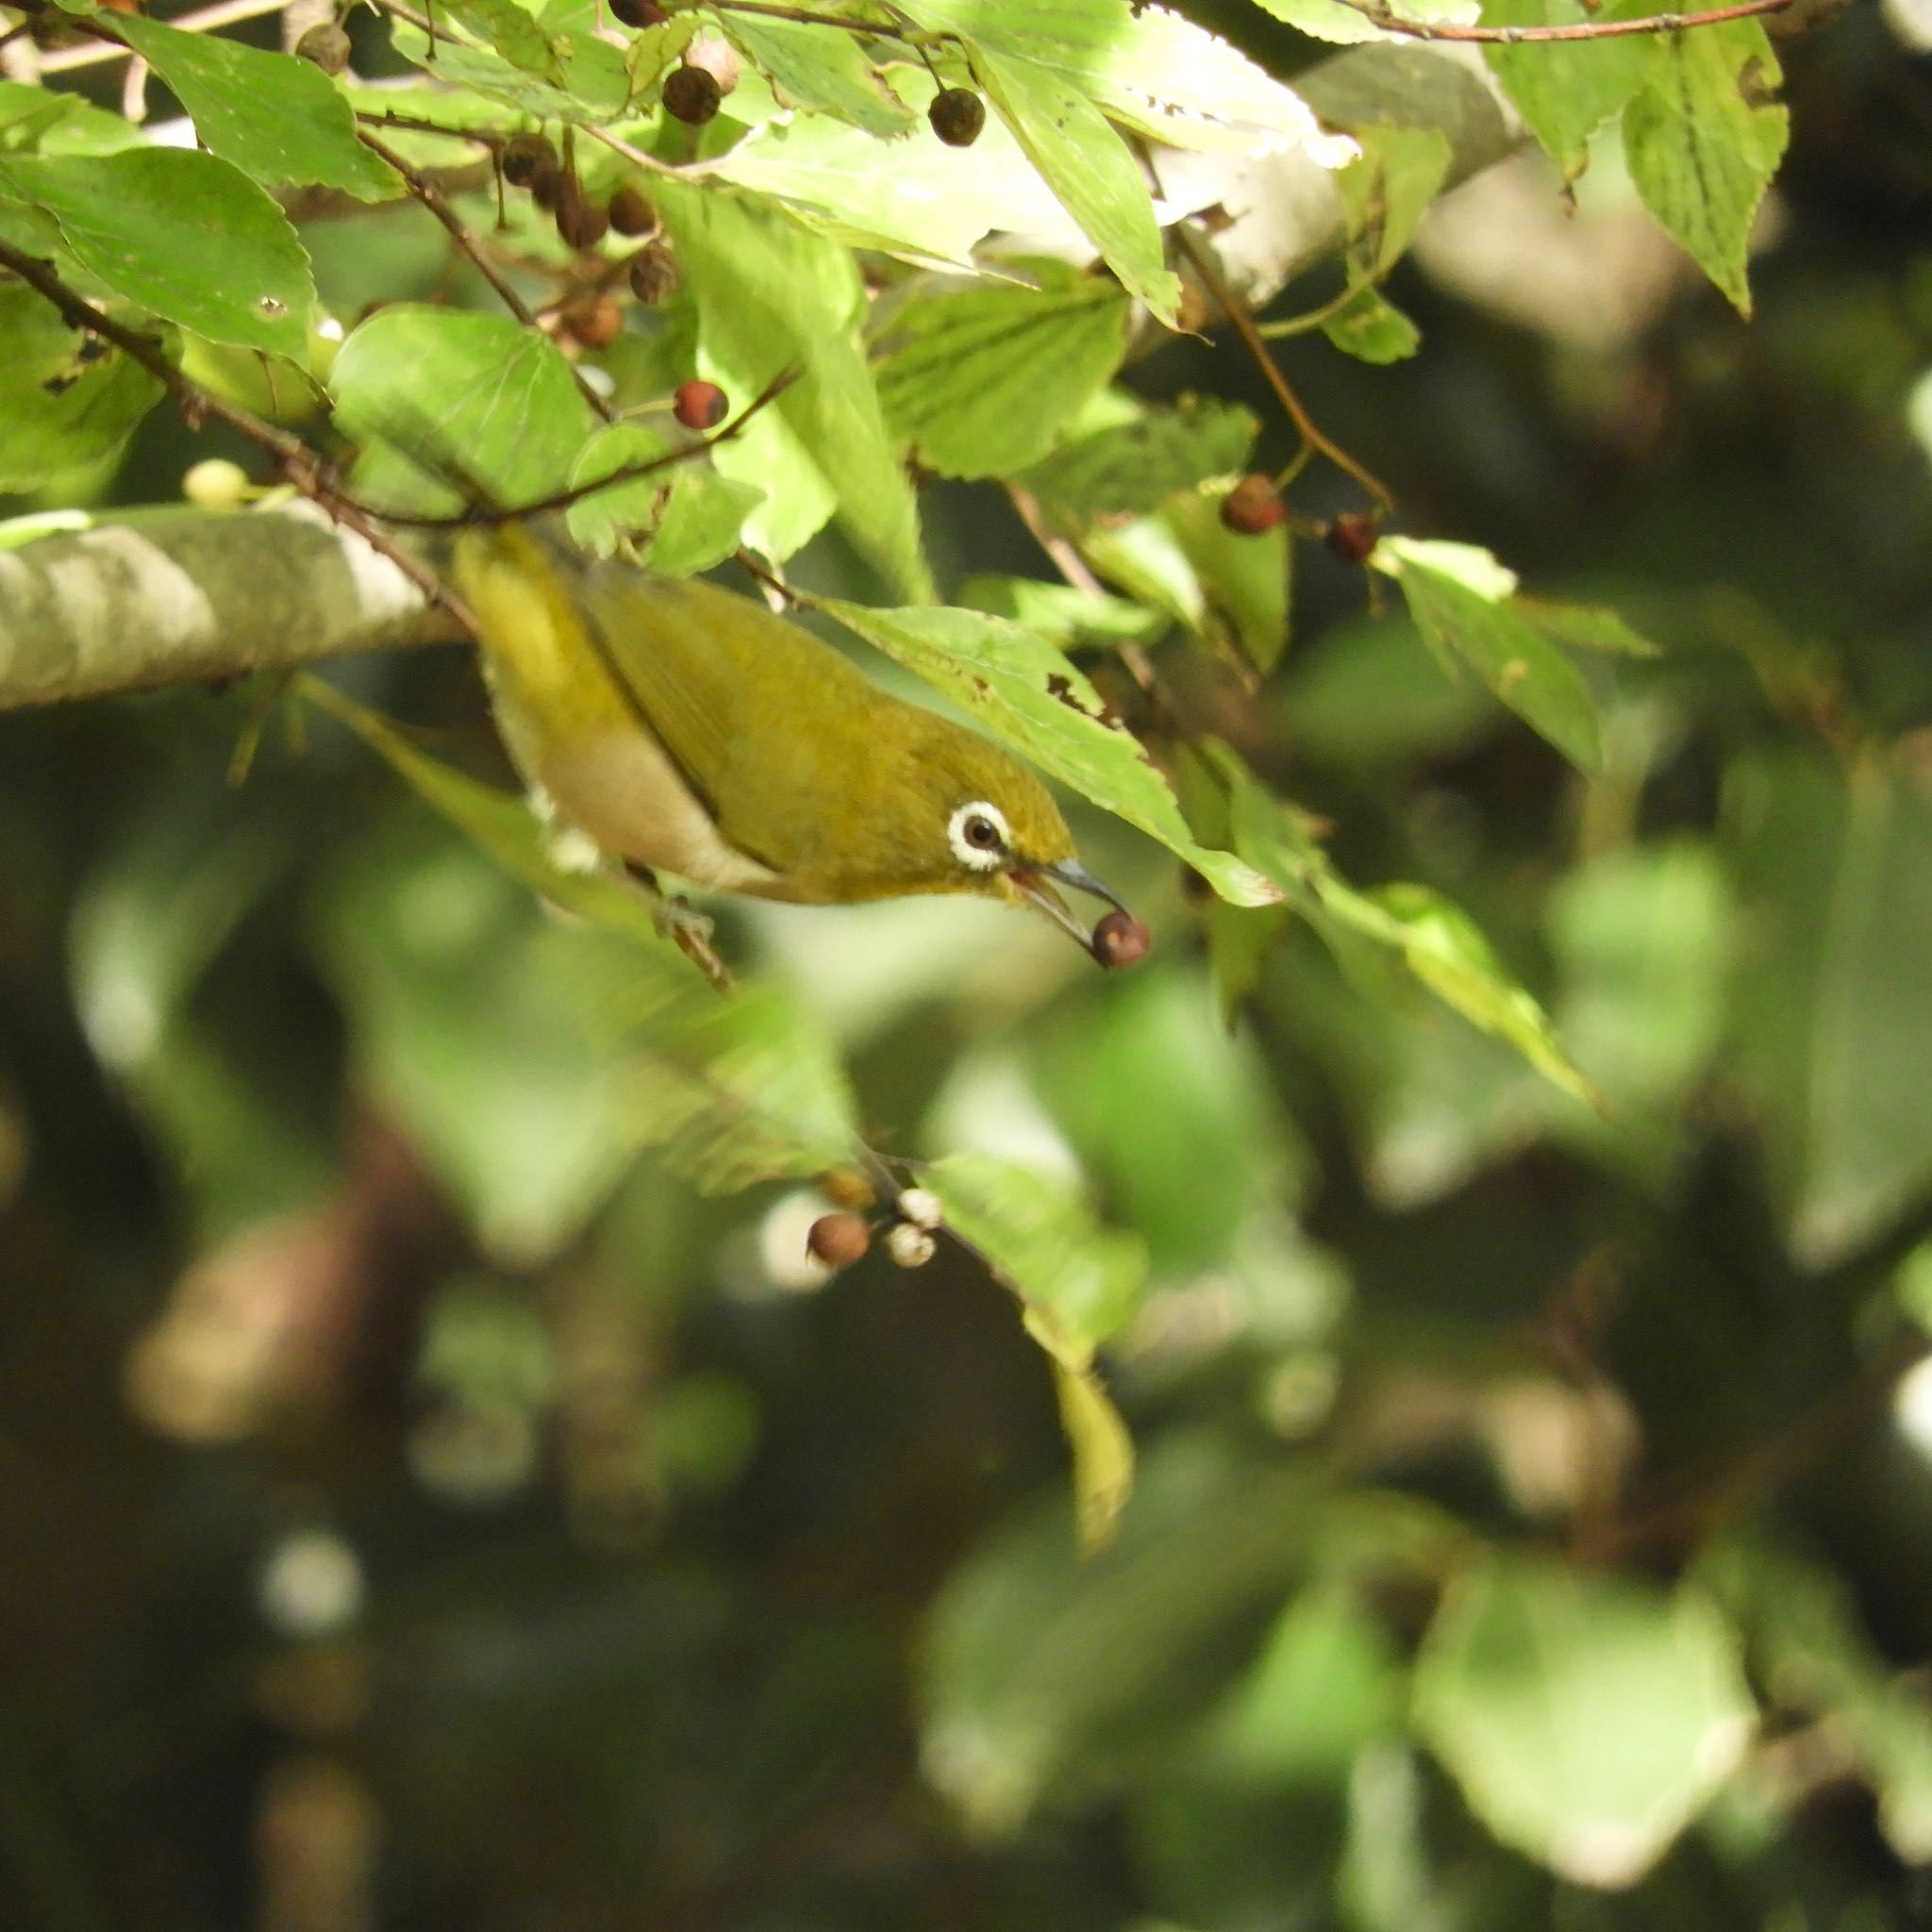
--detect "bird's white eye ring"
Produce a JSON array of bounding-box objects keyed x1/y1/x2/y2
[{"x1": 948, "y1": 801, "x2": 1010, "y2": 871}]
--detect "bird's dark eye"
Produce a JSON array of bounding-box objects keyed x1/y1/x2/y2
[
  {"x1": 948, "y1": 800, "x2": 1013, "y2": 872},
  {"x1": 964, "y1": 815, "x2": 1001, "y2": 849}
]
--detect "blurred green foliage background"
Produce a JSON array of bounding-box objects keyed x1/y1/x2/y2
[{"x1": 6, "y1": 3, "x2": 1932, "y2": 1928}]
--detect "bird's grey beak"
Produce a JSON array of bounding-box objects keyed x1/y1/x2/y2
[{"x1": 1008, "y1": 858, "x2": 1130, "y2": 944}]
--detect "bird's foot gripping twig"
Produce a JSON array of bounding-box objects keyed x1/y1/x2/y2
[{"x1": 623, "y1": 861, "x2": 734, "y2": 992}]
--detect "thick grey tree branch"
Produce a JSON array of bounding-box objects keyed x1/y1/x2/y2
[
  {"x1": 0, "y1": 42, "x2": 1524, "y2": 713},
  {"x1": 0, "y1": 503, "x2": 461, "y2": 710}
]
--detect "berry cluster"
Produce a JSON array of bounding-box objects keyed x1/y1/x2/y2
[{"x1": 494, "y1": 130, "x2": 680, "y2": 338}]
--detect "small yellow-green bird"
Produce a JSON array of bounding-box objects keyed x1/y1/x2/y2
[{"x1": 450, "y1": 525, "x2": 1145, "y2": 960}]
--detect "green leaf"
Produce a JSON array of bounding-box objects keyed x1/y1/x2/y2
[
  {"x1": 0, "y1": 78, "x2": 146, "y2": 156},
  {"x1": 1166, "y1": 482, "x2": 1291, "y2": 673},
  {"x1": 1515, "y1": 595, "x2": 1661, "y2": 658},
  {"x1": 108, "y1": 16, "x2": 401, "y2": 202},
  {"x1": 1214, "y1": 745, "x2": 1595, "y2": 1102},
  {"x1": 565, "y1": 423, "x2": 765, "y2": 574},
  {"x1": 330, "y1": 306, "x2": 598, "y2": 515},
  {"x1": 1705, "y1": 1536, "x2": 1932, "y2": 1865},
  {"x1": 900, "y1": 0, "x2": 1357, "y2": 161},
  {"x1": 1480, "y1": 0, "x2": 1657, "y2": 179},
  {"x1": 1335, "y1": 125, "x2": 1452, "y2": 276},
  {"x1": 1723, "y1": 746, "x2": 1932, "y2": 1265},
  {"x1": 926, "y1": 1151, "x2": 1147, "y2": 1550},
  {"x1": 1371, "y1": 536, "x2": 1604, "y2": 773},
  {"x1": 921, "y1": 1440, "x2": 1325, "y2": 1830},
  {"x1": 1321, "y1": 285, "x2": 1421, "y2": 364},
  {"x1": 1624, "y1": 22, "x2": 1788, "y2": 316},
  {"x1": 718, "y1": 15, "x2": 917, "y2": 137},
  {"x1": 0, "y1": 150, "x2": 313, "y2": 356},
  {"x1": 962, "y1": 42, "x2": 1180, "y2": 325},
  {"x1": 707, "y1": 69, "x2": 1075, "y2": 267},
  {"x1": 1022, "y1": 396, "x2": 1257, "y2": 521},
  {"x1": 1249, "y1": 0, "x2": 1478, "y2": 47},
  {"x1": 927, "y1": 1152, "x2": 1147, "y2": 1351},
  {"x1": 1547, "y1": 841, "x2": 1731, "y2": 1123},
  {"x1": 387, "y1": 17, "x2": 616, "y2": 122},
  {"x1": 651, "y1": 179, "x2": 929, "y2": 598},
  {"x1": 821, "y1": 599, "x2": 1281, "y2": 907},
  {"x1": 1414, "y1": 1555, "x2": 1756, "y2": 1887},
  {"x1": 0, "y1": 283, "x2": 165, "y2": 489},
  {"x1": 957, "y1": 575, "x2": 1166, "y2": 649},
  {"x1": 874, "y1": 273, "x2": 1130, "y2": 479}
]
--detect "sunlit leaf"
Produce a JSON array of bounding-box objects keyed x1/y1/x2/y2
[
  {"x1": 109, "y1": 16, "x2": 401, "y2": 201},
  {"x1": 0, "y1": 149, "x2": 313, "y2": 356},
  {"x1": 1624, "y1": 22, "x2": 1788, "y2": 316},
  {"x1": 1415, "y1": 1555, "x2": 1756, "y2": 1887}
]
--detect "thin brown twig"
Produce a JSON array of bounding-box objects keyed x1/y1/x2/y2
[
  {"x1": 1338, "y1": 0, "x2": 1792, "y2": 42},
  {"x1": 364, "y1": 366, "x2": 802, "y2": 528},
  {"x1": 354, "y1": 127, "x2": 617, "y2": 425},
  {"x1": 1172, "y1": 222, "x2": 1393, "y2": 511}
]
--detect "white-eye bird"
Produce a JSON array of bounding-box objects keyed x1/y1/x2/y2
[{"x1": 450, "y1": 525, "x2": 1142, "y2": 957}]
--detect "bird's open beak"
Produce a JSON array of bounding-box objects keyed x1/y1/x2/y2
[{"x1": 1007, "y1": 858, "x2": 1130, "y2": 945}]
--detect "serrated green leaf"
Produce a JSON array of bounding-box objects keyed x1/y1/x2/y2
[
  {"x1": 1624, "y1": 22, "x2": 1788, "y2": 316},
  {"x1": 1322, "y1": 284, "x2": 1421, "y2": 363},
  {"x1": 0, "y1": 150, "x2": 312, "y2": 356},
  {"x1": 1480, "y1": 0, "x2": 1656, "y2": 178},
  {"x1": 875, "y1": 273, "x2": 1130, "y2": 479},
  {"x1": 1022, "y1": 396, "x2": 1257, "y2": 521},
  {"x1": 1415, "y1": 1556, "x2": 1756, "y2": 1887},
  {"x1": 963, "y1": 43, "x2": 1180, "y2": 325},
  {"x1": 109, "y1": 16, "x2": 401, "y2": 202},
  {"x1": 330, "y1": 306, "x2": 598, "y2": 515},
  {"x1": 1212, "y1": 744, "x2": 1595, "y2": 1102},
  {"x1": 0, "y1": 283, "x2": 165, "y2": 489},
  {"x1": 1372, "y1": 536, "x2": 1604, "y2": 773},
  {"x1": 718, "y1": 14, "x2": 916, "y2": 136},
  {"x1": 651, "y1": 179, "x2": 928, "y2": 598},
  {"x1": 822, "y1": 599, "x2": 1280, "y2": 907}
]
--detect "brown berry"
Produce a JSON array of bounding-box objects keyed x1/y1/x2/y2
[
  {"x1": 557, "y1": 184, "x2": 609, "y2": 251},
  {"x1": 674, "y1": 379, "x2": 728, "y2": 430},
  {"x1": 608, "y1": 185, "x2": 655, "y2": 236},
  {"x1": 294, "y1": 21, "x2": 351, "y2": 73},
  {"x1": 528, "y1": 157, "x2": 563, "y2": 208},
  {"x1": 1221, "y1": 473, "x2": 1285, "y2": 536},
  {"x1": 807, "y1": 1212, "x2": 870, "y2": 1270},
  {"x1": 607, "y1": 0, "x2": 667, "y2": 24},
  {"x1": 1324, "y1": 510, "x2": 1380, "y2": 565},
  {"x1": 627, "y1": 242, "x2": 679, "y2": 304},
  {"x1": 927, "y1": 87, "x2": 986, "y2": 147},
  {"x1": 662, "y1": 63, "x2": 722, "y2": 125},
  {"x1": 563, "y1": 296, "x2": 624, "y2": 350},
  {"x1": 682, "y1": 31, "x2": 740, "y2": 94},
  {"x1": 1091, "y1": 909, "x2": 1151, "y2": 969},
  {"x1": 499, "y1": 131, "x2": 556, "y2": 189}
]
